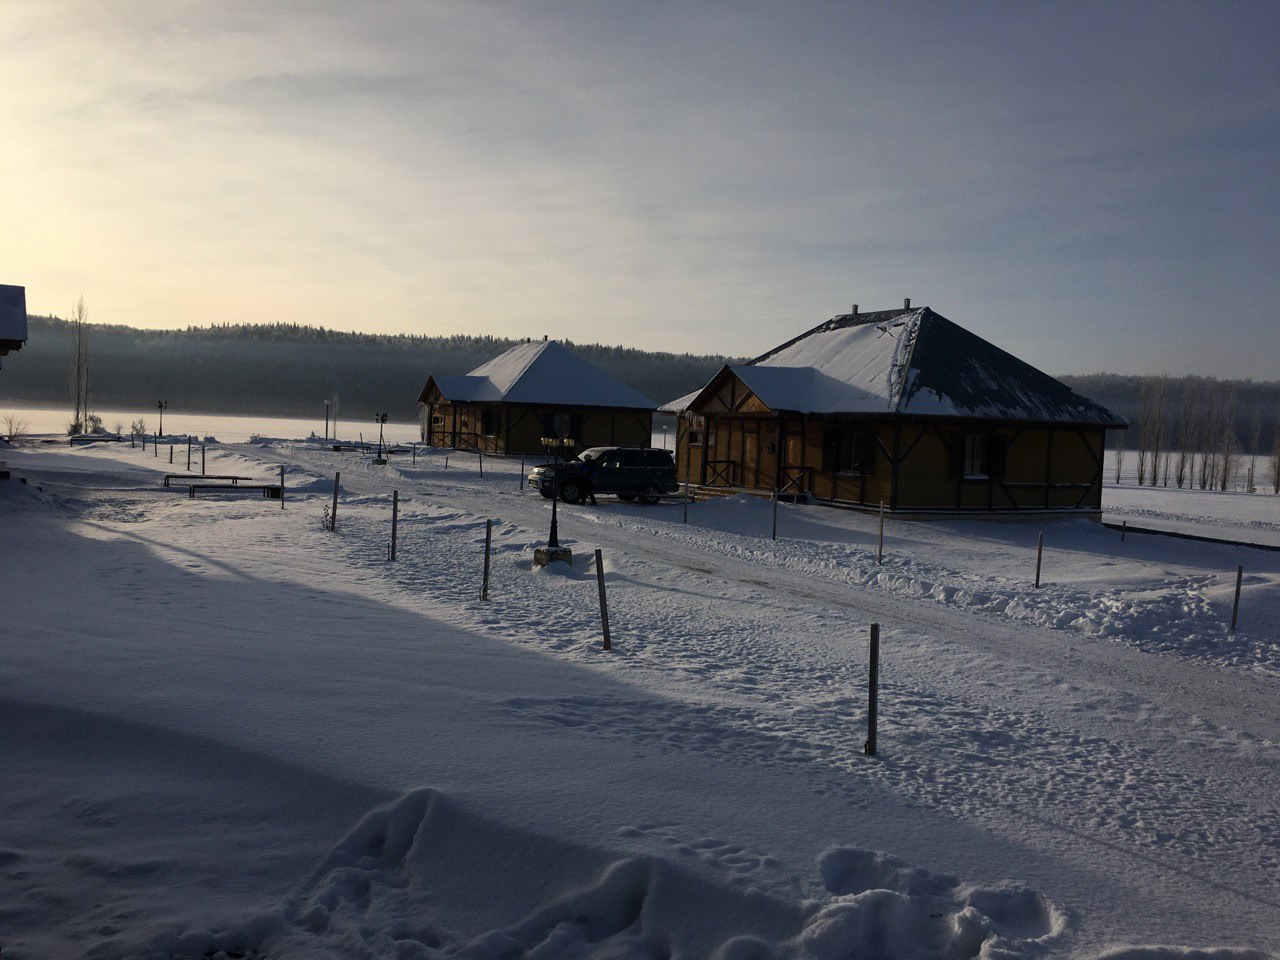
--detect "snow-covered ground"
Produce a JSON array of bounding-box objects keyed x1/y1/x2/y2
[{"x1": 2, "y1": 438, "x2": 1278, "y2": 959}]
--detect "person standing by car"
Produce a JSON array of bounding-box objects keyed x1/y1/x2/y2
[{"x1": 579, "y1": 451, "x2": 599, "y2": 505}]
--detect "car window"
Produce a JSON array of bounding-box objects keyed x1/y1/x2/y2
[{"x1": 643, "y1": 450, "x2": 673, "y2": 467}]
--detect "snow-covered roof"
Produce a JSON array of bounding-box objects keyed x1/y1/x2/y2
[
  {"x1": 418, "y1": 339, "x2": 655, "y2": 410},
  {"x1": 670, "y1": 307, "x2": 1124, "y2": 426},
  {"x1": 0, "y1": 284, "x2": 27, "y2": 349}
]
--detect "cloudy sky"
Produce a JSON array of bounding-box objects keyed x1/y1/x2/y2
[{"x1": 3, "y1": 2, "x2": 1277, "y2": 377}]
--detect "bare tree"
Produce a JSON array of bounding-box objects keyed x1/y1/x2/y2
[
  {"x1": 1112, "y1": 430, "x2": 1126, "y2": 484},
  {"x1": 1246, "y1": 409, "x2": 1263, "y2": 492},
  {"x1": 1134, "y1": 375, "x2": 1168, "y2": 486},
  {"x1": 2, "y1": 414, "x2": 27, "y2": 441},
  {"x1": 1215, "y1": 385, "x2": 1239, "y2": 492},
  {"x1": 1173, "y1": 383, "x2": 1199, "y2": 489},
  {"x1": 68, "y1": 297, "x2": 90, "y2": 435}
]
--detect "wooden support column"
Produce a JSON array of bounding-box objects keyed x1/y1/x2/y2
[
  {"x1": 1044, "y1": 429, "x2": 1055, "y2": 508},
  {"x1": 890, "y1": 424, "x2": 903, "y2": 511}
]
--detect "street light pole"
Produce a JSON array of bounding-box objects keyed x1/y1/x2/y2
[
  {"x1": 375, "y1": 412, "x2": 388, "y2": 461},
  {"x1": 157, "y1": 400, "x2": 167, "y2": 437}
]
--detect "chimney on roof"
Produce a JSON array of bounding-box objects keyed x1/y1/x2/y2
[
  {"x1": 543, "y1": 334, "x2": 548, "y2": 341},
  {"x1": 851, "y1": 304, "x2": 859, "y2": 317},
  {"x1": 903, "y1": 298, "x2": 911, "y2": 309}
]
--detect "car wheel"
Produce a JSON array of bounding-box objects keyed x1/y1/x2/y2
[
  {"x1": 559, "y1": 481, "x2": 584, "y2": 504},
  {"x1": 538, "y1": 488, "x2": 554, "y2": 499},
  {"x1": 639, "y1": 484, "x2": 661, "y2": 505}
]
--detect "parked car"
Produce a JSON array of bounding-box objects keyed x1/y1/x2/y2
[{"x1": 528, "y1": 446, "x2": 678, "y2": 505}]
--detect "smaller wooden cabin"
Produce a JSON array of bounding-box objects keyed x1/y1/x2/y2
[
  {"x1": 0, "y1": 284, "x2": 27, "y2": 371},
  {"x1": 666, "y1": 304, "x2": 1126, "y2": 516},
  {"x1": 417, "y1": 339, "x2": 656, "y2": 456}
]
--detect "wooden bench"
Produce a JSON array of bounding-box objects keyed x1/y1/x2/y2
[
  {"x1": 187, "y1": 483, "x2": 282, "y2": 500},
  {"x1": 163, "y1": 473, "x2": 254, "y2": 487}
]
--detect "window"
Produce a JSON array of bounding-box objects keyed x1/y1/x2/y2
[
  {"x1": 964, "y1": 434, "x2": 988, "y2": 478},
  {"x1": 952, "y1": 433, "x2": 1007, "y2": 480},
  {"x1": 687, "y1": 415, "x2": 704, "y2": 446},
  {"x1": 822, "y1": 428, "x2": 876, "y2": 473},
  {"x1": 431, "y1": 415, "x2": 443, "y2": 426},
  {"x1": 480, "y1": 409, "x2": 497, "y2": 438}
]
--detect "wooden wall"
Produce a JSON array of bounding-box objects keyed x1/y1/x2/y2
[
  {"x1": 676, "y1": 397, "x2": 1107, "y2": 514},
  {"x1": 423, "y1": 401, "x2": 652, "y2": 456}
]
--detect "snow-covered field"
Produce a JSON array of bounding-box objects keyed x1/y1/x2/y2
[{"x1": 2, "y1": 438, "x2": 1278, "y2": 959}]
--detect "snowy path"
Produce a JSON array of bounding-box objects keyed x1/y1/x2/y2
[{"x1": 3, "y1": 439, "x2": 1278, "y2": 959}]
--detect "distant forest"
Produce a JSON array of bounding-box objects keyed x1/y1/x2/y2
[
  {"x1": 0, "y1": 316, "x2": 740, "y2": 425},
  {"x1": 2, "y1": 317, "x2": 1277, "y2": 453}
]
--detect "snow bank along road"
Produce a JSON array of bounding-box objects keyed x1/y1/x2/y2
[{"x1": 2, "y1": 439, "x2": 1278, "y2": 960}]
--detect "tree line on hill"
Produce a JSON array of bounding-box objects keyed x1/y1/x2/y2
[
  {"x1": 1060, "y1": 373, "x2": 1280, "y2": 493},
  {"x1": 0, "y1": 315, "x2": 739, "y2": 426},
  {"x1": 3, "y1": 316, "x2": 1276, "y2": 491}
]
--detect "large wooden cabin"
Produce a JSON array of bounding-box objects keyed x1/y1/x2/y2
[
  {"x1": 666, "y1": 304, "x2": 1126, "y2": 517},
  {"x1": 417, "y1": 338, "x2": 655, "y2": 456}
]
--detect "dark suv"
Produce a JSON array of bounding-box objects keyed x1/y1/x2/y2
[{"x1": 528, "y1": 446, "x2": 679, "y2": 505}]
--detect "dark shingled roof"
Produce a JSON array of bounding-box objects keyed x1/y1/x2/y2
[{"x1": 676, "y1": 306, "x2": 1125, "y2": 427}]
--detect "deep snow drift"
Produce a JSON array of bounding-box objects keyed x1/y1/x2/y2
[{"x1": 1, "y1": 438, "x2": 1277, "y2": 959}]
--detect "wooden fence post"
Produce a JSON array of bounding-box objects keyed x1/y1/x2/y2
[
  {"x1": 481, "y1": 519, "x2": 492, "y2": 600},
  {"x1": 389, "y1": 489, "x2": 398, "y2": 560},
  {"x1": 1034, "y1": 531, "x2": 1044, "y2": 589},
  {"x1": 863, "y1": 623, "x2": 879, "y2": 756},
  {"x1": 595, "y1": 548, "x2": 611, "y2": 651},
  {"x1": 1231, "y1": 564, "x2": 1243, "y2": 632}
]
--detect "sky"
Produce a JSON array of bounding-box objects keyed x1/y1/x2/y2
[{"x1": 2, "y1": 1, "x2": 1277, "y2": 378}]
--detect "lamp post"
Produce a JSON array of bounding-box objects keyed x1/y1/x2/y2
[
  {"x1": 662, "y1": 424, "x2": 668, "y2": 450},
  {"x1": 374, "y1": 412, "x2": 388, "y2": 462},
  {"x1": 323, "y1": 399, "x2": 331, "y2": 440},
  {"x1": 534, "y1": 435, "x2": 575, "y2": 566},
  {"x1": 157, "y1": 400, "x2": 167, "y2": 438}
]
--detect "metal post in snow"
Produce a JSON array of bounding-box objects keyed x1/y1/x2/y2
[
  {"x1": 154, "y1": 436, "x2": 158, "y2": 457},
  {"x1": 519, "y1": 455, "x2": 525, "y2": 493},
  {"x1": 187, "y1": 437, "x2": 192, "y2": 471},
  {"x1": 201, "y1": 445, "x2": 206, "y2": 476},
  {"x1": 478, "y1": 451, "x2": 484, "y2": 478},
  {"x1": 169, "y1": 444, "x2": 174, "y2": 464},
  {"x1": 1231, "y1": 564, "x2": 1243, "y2": 633},
  {"x1": 595, "y1": 548, "x2": 611, "y2": 651},
  {"x1": 863, "y1": 623, "x2": 879, "y2": 757},
  {"x1": 1035, "y1": 531, "x2": 1044, "y2": 589},
  {"x1": 877, "y1": 500, "x2": 885, "y2": 565},
  {"x1": 481, "y1": 519, "x2": 492, "y2": 600},
  {"x1": 390, "y1": 489, "x2": 399, "y2": 560},
  {"x1": 330, "y1": 471, "x2": 341, "y2": 532},
  {"x1": 1121, "y1": 519, "x2": 1127, "y2": 542},
  {"x1": 445, "y1": 455, "x2": 449, "y2": 470},
  {"x1": 772, "y1": 490, "x2": 779, "y2": 542},
  {"x1": 280, "y1": 465, "x2": 286, "y2": 509}
]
